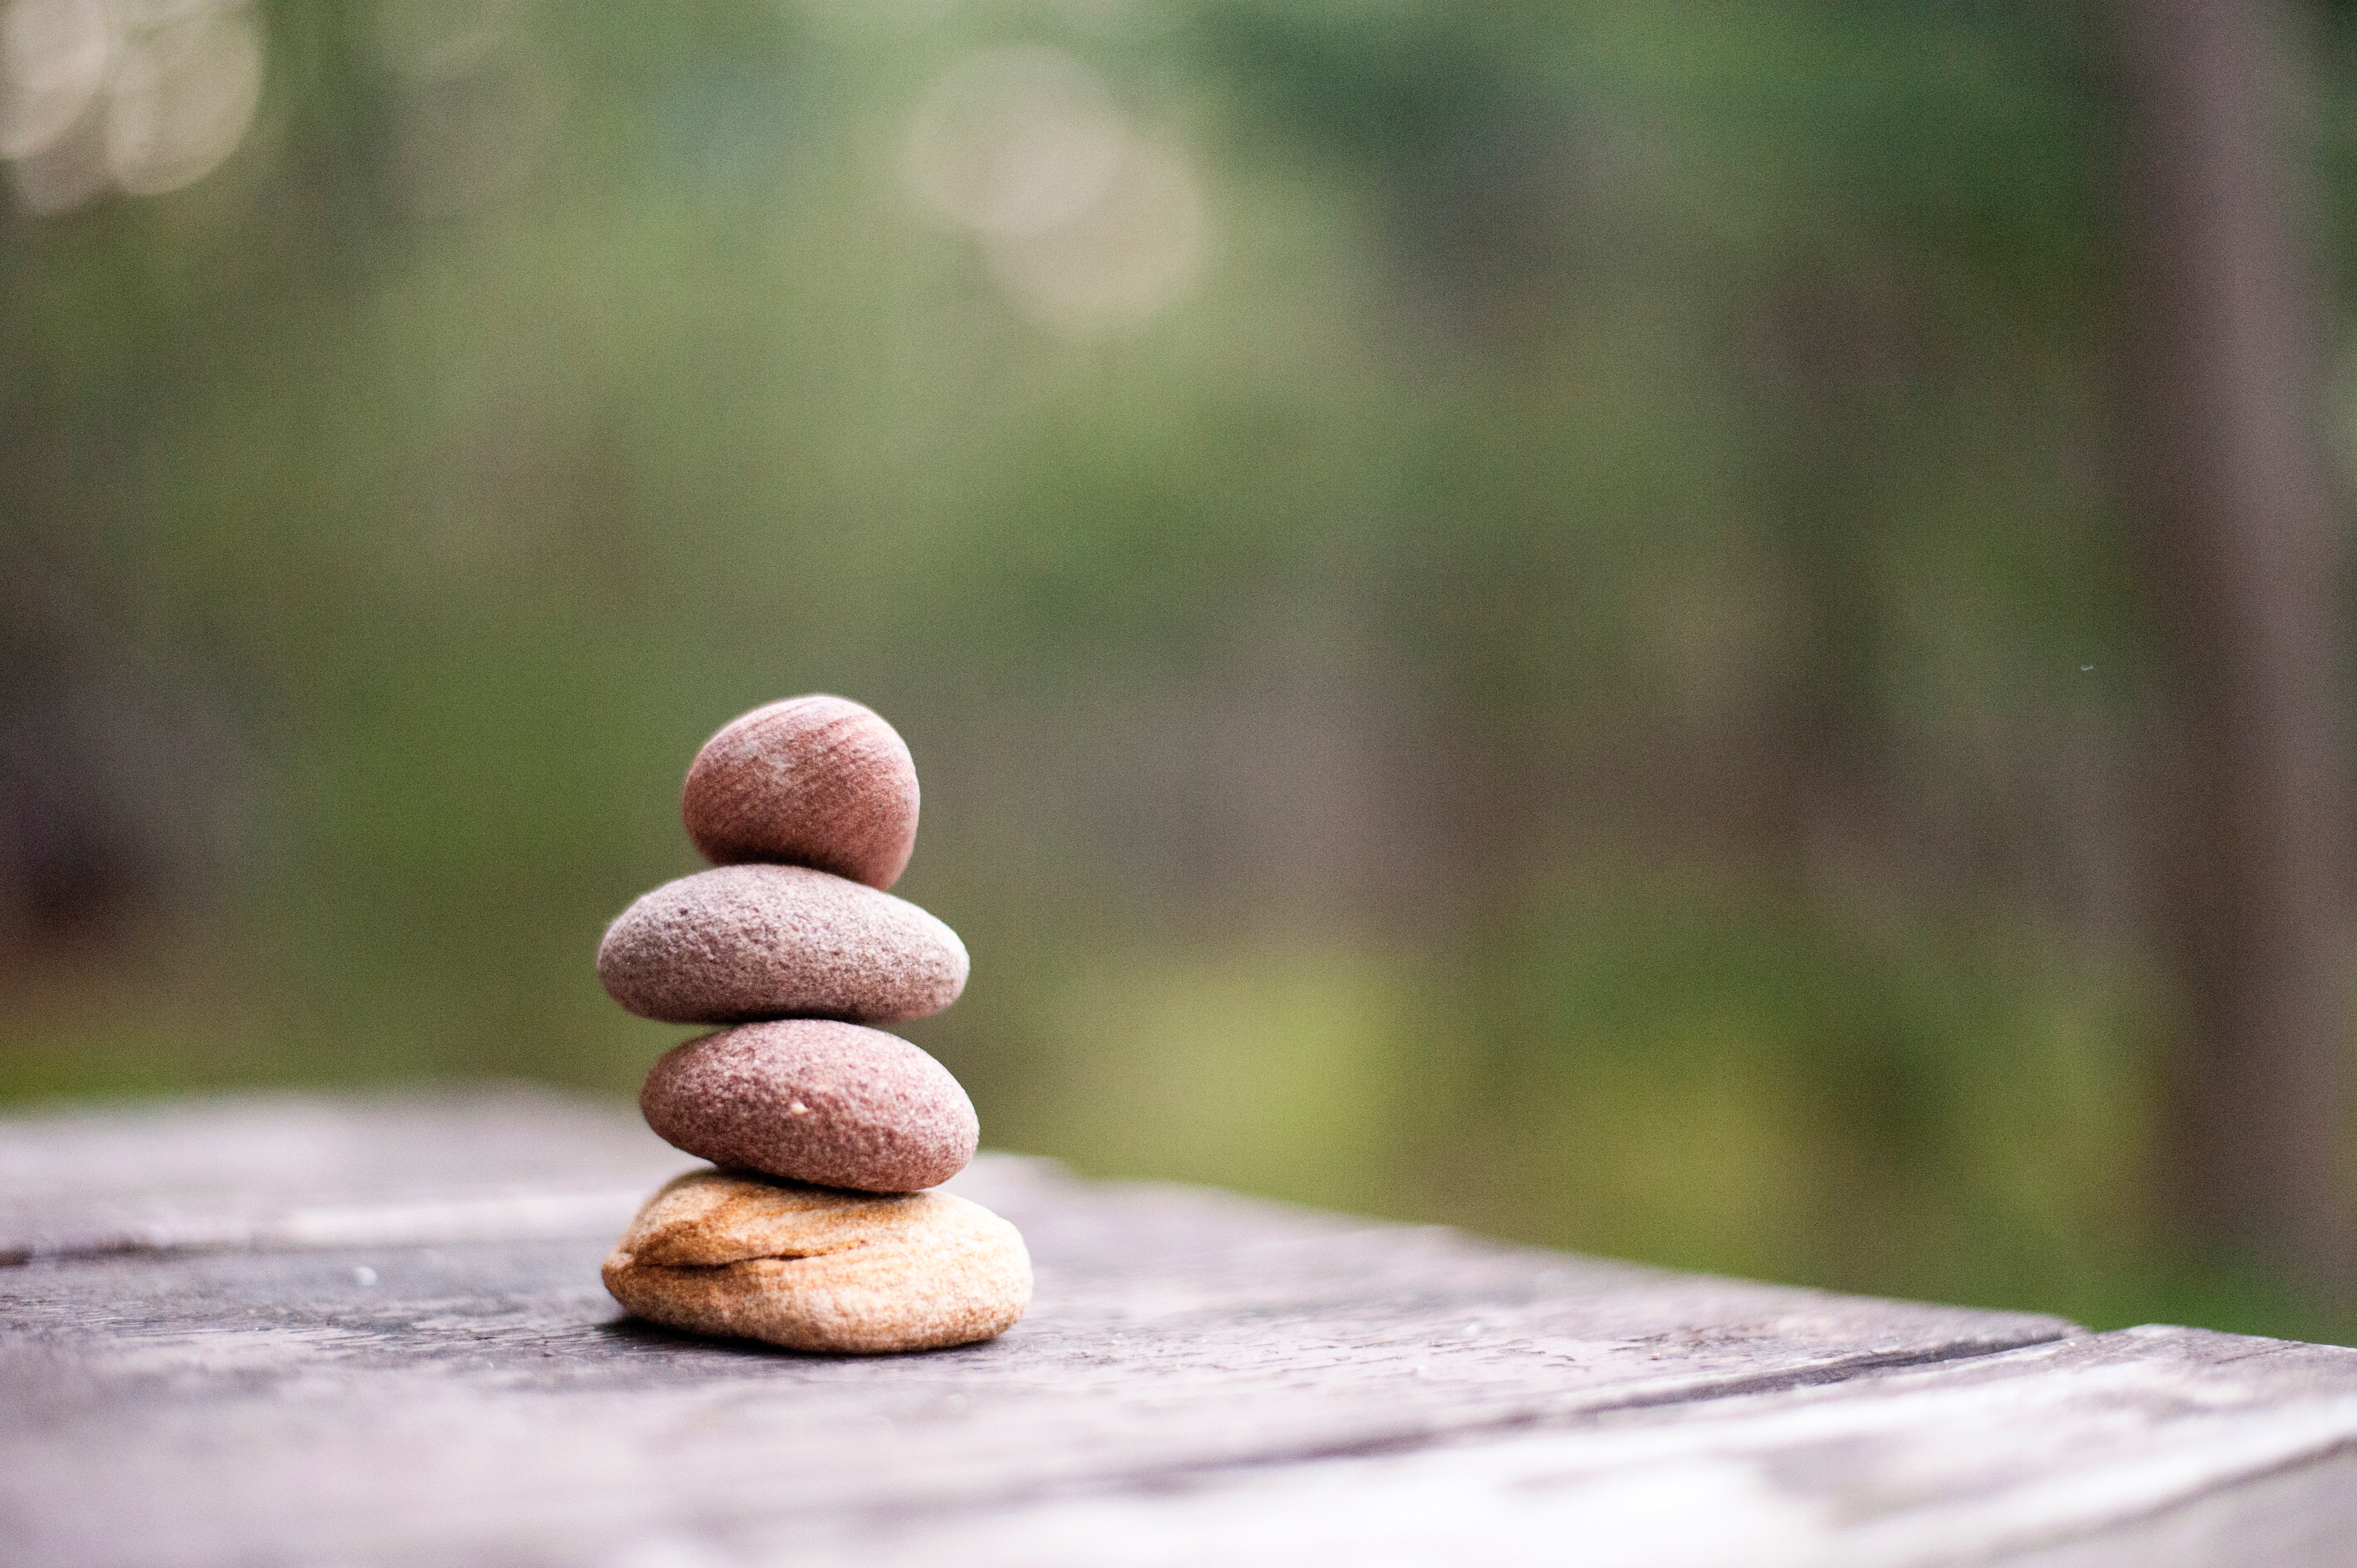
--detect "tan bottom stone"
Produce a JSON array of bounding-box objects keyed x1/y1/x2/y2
[{"x1": 602, "y1": 1168, "x2": 1031, "y2": 1354}]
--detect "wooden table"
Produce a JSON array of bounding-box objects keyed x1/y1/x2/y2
[{"x1": 6, "y1": 1090, "x2": 2356, "y2": 1566}]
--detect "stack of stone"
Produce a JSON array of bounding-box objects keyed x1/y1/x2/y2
[{"x1": 595, "y1": 695, "x2": 1031, "y2": 1355}]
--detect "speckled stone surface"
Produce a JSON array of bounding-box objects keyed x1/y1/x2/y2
[
  {"x1": 639, "y1": 1020, "x2": 979, "y2": 1192},
  {"x1": 596, "y1": 864, "x2": 969, "y2": 1025},
  {"x1": 601, "y1": 1167, "x2": 1031, "y2": 1353},
  {"x1": 682, "y1": 695, "x2": 921, "y2": 890}
]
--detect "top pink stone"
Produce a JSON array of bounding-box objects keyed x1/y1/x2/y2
[{"x1": 682, "y1": 695, "x2": 921, "y2": 890}]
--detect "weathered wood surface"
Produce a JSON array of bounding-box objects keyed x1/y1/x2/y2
[{"x1": 4, "y1": 1091, "x2": 2356, "y2": 1566}]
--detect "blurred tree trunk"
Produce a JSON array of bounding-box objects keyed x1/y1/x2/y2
[{"x1": 2118, "y1": 0, "x2": 2351, "y2": 1282}]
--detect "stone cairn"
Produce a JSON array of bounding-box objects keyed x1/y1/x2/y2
[{"x1": 595, "y1": 695, "x2": 1031, "y2": 1354}]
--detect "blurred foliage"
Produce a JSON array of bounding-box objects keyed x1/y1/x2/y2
[{"x1": 3, "y1": 0, "x2": 2354, "y2": 1345}]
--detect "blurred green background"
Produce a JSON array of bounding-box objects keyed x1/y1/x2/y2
[{"x1": 3, "y1": 1, "x2": 2352, "y2": 1342}]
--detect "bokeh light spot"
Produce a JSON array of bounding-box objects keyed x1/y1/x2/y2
[
  {"x1": 988, "y1": 135, "x2": 1208, "y2": 333},
  {"x1": 907, "y1": 45, "x2": 1127, "y2": 237},
  {"x1": 0, "y1": 0, "x2": 112, "y2": 161},
  {"x1": 102, "y1": 2, "x2": 261, "y2": 196},
  {"x1": 0, "y1": 0, "x2": 261, "y2": 210}
]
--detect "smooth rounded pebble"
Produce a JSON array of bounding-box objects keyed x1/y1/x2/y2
[
  {"x1": 602, "y1": 1168, "x2": 1031, "y2": 1353},
  {"x1": 640, "y1": 1020, "x2": 978, "y2": 1192},
  {"x1": 683, "y1": 695, "x2": 920, "y2": 890},
  {"x1": 597, "y1": 863, "x2": 969, "y2": 1025}
]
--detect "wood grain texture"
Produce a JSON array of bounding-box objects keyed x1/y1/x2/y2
[
  {"x1": 3, "y1": 1092, "x2": 2353, "y2": 1566},
  {"x1": 919, "y1": 1326, "x2": 2357, "y2": 1568},
  {"x1": 0, "y1": 1087, "x2": 682, "y2": 1260}
]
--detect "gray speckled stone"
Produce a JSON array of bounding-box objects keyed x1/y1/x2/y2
[
  {"x1": 683, "y1": 695, "x2": 920, "y2": 890},
  {"x1": 639, "y1": 1020, "x2": 979, "y2": 1192},
  {"x1": 596, "y1": 864, "x2": 968, "y2": 1025}
]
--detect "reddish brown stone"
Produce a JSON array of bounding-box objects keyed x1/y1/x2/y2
[
  {"x1": 639, "y1": 1020, "x2": 978, "y2": 1192},
  {"x1": 682, "y1": 695, "x2": 920, "y2": 890}
]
